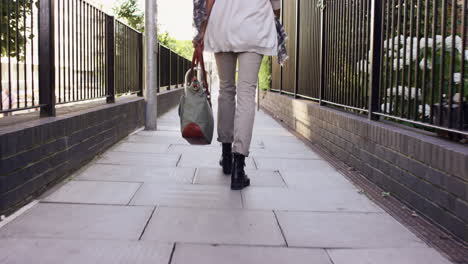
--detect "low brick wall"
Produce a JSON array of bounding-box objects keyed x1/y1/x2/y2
[
  {"x1": 0, "y1": 90, "x2": 183, "y2": 216},
  {"x1": 157, "y1": 88, "x2": 184, "y2": 117},
  {"x1": 260, "y1": 91, "x2": 468, "y2": 242}
]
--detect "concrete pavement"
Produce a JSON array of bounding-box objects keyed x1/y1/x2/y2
[{"x1": 0, "y1": 92, "x2": 453, "y2": 263}]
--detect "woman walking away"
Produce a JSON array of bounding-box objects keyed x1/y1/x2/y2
[{"x1": 194, "y1": 0, "x2": 281, "y2": 190}]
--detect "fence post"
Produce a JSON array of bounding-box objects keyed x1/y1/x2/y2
[
  {"x1": 105, "y1": 15, "x2": 115, "y2": 103},
  {"x1": 368, "y1": 0, "x2": 383, "y2": 120},
  {"x1": 157, "y1": 44, "x2": 160, "y2": 93},
  {"x1": 294, "y1": 0, "x2": 300, "y2": 98},
  {"x1": 137, "y1": 33, "x2": 144, "y2": 96},
  {"x1": 168, "y1": 50, "x2": 172, "y2": 91},
  {"x1": 318, "y1": 0, "x2": 326, "y2": 106},
  {"x1": 279, "y1": 0, "x2": 284, "y2": 95},
  {"x1": 38, "y1": 0, "x2": 56, "y2": 117},
  {"x1": 175, "y1": 55, "x2": 179, "y2": 88}
]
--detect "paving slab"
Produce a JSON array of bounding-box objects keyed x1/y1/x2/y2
[
  {"x1": 167, "y1": 144, "x2": 221, "y2": 154},
  {"x1": 275, "y1": 211, "x2": 426, "y2": 248},
  {"x1": 142, "y1": 207, "x2": 285, "y2": 246},
  {"x1": 126, "y1": 134, "x2": 189, "y2": 145},
  {"x1": 109, "y1": 142, "x2": 170, "y2": 154},
  {"x1": 75, "y1": 164, "x2": 195, "y2": 184},
  {"x1": 97, "y1": 152, "x2": 180, "y2": 167},
  {"x1": 254, "y1": 157, "x2": 333, "y2": 171},
  {"x1": 280, "y1": 169, "x2": 357, "y2": 190},
  {"x1": 172, "y1": 244, "x2": 332, "y2": 264},
  {"x1": 242, "y1": 187, "x2": 382, "y2": 212},
  {"x1": 0, "y1": 203, "x2": 153, "y2": 240},
  {"x1": 328, "y1": 248, "x2": 453, "y2": 264},
  {"x1": 0, "y1": 238, "x2": 173, "y2": 264},
  {"x1": 130, "y1": 183, "x2": 242, "y2": 208},
  {"x1": 178, "y1": 152, "x2": 256, "y2": 169},
  {"x1": 194, "y1": 168, "x2": 285, "y2": 187},
  {"x1": 250, "y1": 148, "x2": 321, "y2": 159},
  {"x1": 43, "y1": 181, "x2": 141, "y2": 205}
]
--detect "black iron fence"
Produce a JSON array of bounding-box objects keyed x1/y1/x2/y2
[
  {"x1": 158, "y1": 44, "x2": 191, "y2": 92},
  {"x1": 0, "y1": 0, "x2": 40, "y2": 114},
  {"x1": 1, "y1": 0, "x2": 190, "y2": 116},
  {"x1": 273, "y1": 0, "x2": 467, "y2": 136}
]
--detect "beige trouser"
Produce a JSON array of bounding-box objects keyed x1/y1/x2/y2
[{"x1": 215, "y1": 52, "x2": 263, "y2": 156}]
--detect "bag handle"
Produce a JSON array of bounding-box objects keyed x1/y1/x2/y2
[{"x1": 190, "y1": 44, "x2": 211, "y2": 102}]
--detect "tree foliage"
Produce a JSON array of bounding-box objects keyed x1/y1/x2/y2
[
  {"x1": 113, "y1": 0, "x2": 144, "y2": 32},
  {"x1": 1, "y1": 0, "x2": 35, "y2": 60},
  {"x1": 114, "y1": 0, "x2": 193, "y2": 60}
]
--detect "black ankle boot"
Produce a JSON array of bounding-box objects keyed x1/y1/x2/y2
[
  {"x1": 219, "y1": 143, "x2": 232, "y2": 175},
  {"x1": 231, "y1": 153, "x2": 250, "y2": 190}
]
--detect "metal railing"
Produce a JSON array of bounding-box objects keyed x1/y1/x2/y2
[
  {"x1": 0, "y1": 0, "x2": 41, "y2": 114},
  {"x1": 1, "y1": 0, "x2": 191, "y2": 116},
  {"x1": 158, "y1": 44, "x2": 191, "y2": 92},
  {"x1": 274, "y1": 0, "x2": 467, "y2": 136}
]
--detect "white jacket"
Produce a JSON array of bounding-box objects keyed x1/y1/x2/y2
[{"x1": 204, "y1": 0, "x2": 280, "y2": 56}]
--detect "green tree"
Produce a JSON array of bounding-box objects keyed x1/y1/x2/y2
[
  {"x1": 158, "y1": 31, "x2": 176, "y2": 47},
  {"x1": 113, "y1": 0, "x2": 144, "y2": 32},
  {"x1": 1, "y1": 0, "x2": 34, "y2": 61}
]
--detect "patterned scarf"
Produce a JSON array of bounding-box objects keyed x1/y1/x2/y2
[
  {"x1": 193, "y1": 0, "x2": 207, "y2": 43},
  {"x1": 275, "y1": 17, "x2": 288, "y2": 65}
]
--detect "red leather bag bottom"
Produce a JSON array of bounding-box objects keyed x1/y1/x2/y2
[{"x1": 182, "y1": 122, "x2": 208, "y2": 145}]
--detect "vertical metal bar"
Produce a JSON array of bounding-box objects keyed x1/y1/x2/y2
[
  {"x1": 388, "y1": 0, "x2": 395, "y2": 114},
  {"x1": 138, "y1": 32, "x2": 143, "y2": 96},
  {"x1": 101, "y1": 12, "x2": 104, "y2": 97},
  {"x1": 421, "y1": 0, "x2": 430, "y2": 120},
  {"x1": 157, "y1": 44, "x2": 160, "y2": 92},
  {"x1": 400, "y1": 0, "x2": 408, "y2": 118},
  {"x1": 86, "y1": 3, "x2": 89, "y2": 99},
  {"x1": 459, "y1": 0, "x2": 466, "y2": 130},
  {"x1": 79, "y1": 0, "x2": 83, "y2": 100},
  {"x1": 407, "y1": 0, "x2": 415, "y2": 119},
  {"x1": 72, "y1": 0, "x2": 76, "y2": 101},
  {"x1": 0, "y1": 0, "x2": 3, "y2": 110},
  {"x1": 368, "y1": 0, "x2": 383, "y2": 120},
  {"x1": 354, "y1": 0, "x2": 367, "y2": 107},
  {"x1": 438, "y1": 0, "x2": 447, "y2": 126},
  {"x1": 394, "y1": 0, "x2": 402, "y2": 115},
  {"x1": 351, "y1": 0, "x2": 358, "y2": 108},
  {"x1": 93, "y1": 6, "x2": 96, "y2": 98},
  {"x1": 413, "y1": 0, "x2": 422, "y2": 120},
  {"x1": 365, "y1": 0, "x2": 372, "y2": 108},
  {"x1": 67, "y1": 0, "x2": 70, "y2": 102},
  {"x1": 376, "y1": 0, "x2": 388, "y2": 112},
  {"x1": 39, "y1": 0, "x2": 56, "y2": 116},
  {"x1": 279, "y1": 0, "x2": 283, "y2": 94},
  {"x1": 383, "y1": 0, "x2": 391, "y2": 113},
  {"x1": 319, "y1": 0, "x2": 326, "y2": 105},
  {"x1": 446, "y1": 0, "x2": 457, "y2": 127},
  {"x1": 16, "y1": 0, "x2": 20, "y2": 108},
  {"x1": 58, "y1": 0, "x2": 62, "y2": 102},
  {"x1": 294, "y1": 0, "x2": 300, "y2": 98},
  {"x1": 168, "y1": 50, "x2": 172, "y2": 90},
  {"x1": 31, "y1": 0, "x2": 35, "y2": 105},
  {"x1": 430, "y1": 0, "x2": 438, "y2": 123},
  {"x1": 23, "y1": 0, "x2": 28, "y2": 108},
  {"x1": 105, "y1": 15, "x2": 115, "y2": 103},
  {"x1": 7, "y1": 0, "x2": 11, "y2": 109},
  {"x1": 337, "y1": 0, "x2": 343, "y2": 104}
]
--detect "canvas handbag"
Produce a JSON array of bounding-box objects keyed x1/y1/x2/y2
[{"x1": 178, "y1": 45, "x2": 214, "y2": 145}]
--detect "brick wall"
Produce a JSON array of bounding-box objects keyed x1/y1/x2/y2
[
  {"x1": 260, "y1": 91, "x2": 468, "y2": 242},
  {"x1": 157, "y1": 88, "x2": 184, "y2": 117},
  {"x1": 0, "y1": 89, "x2": 183, "y2": 216}
]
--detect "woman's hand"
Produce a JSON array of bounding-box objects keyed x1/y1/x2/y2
[{"x1": 274, "y1": 9, "x2": 281, "y2": 18}]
